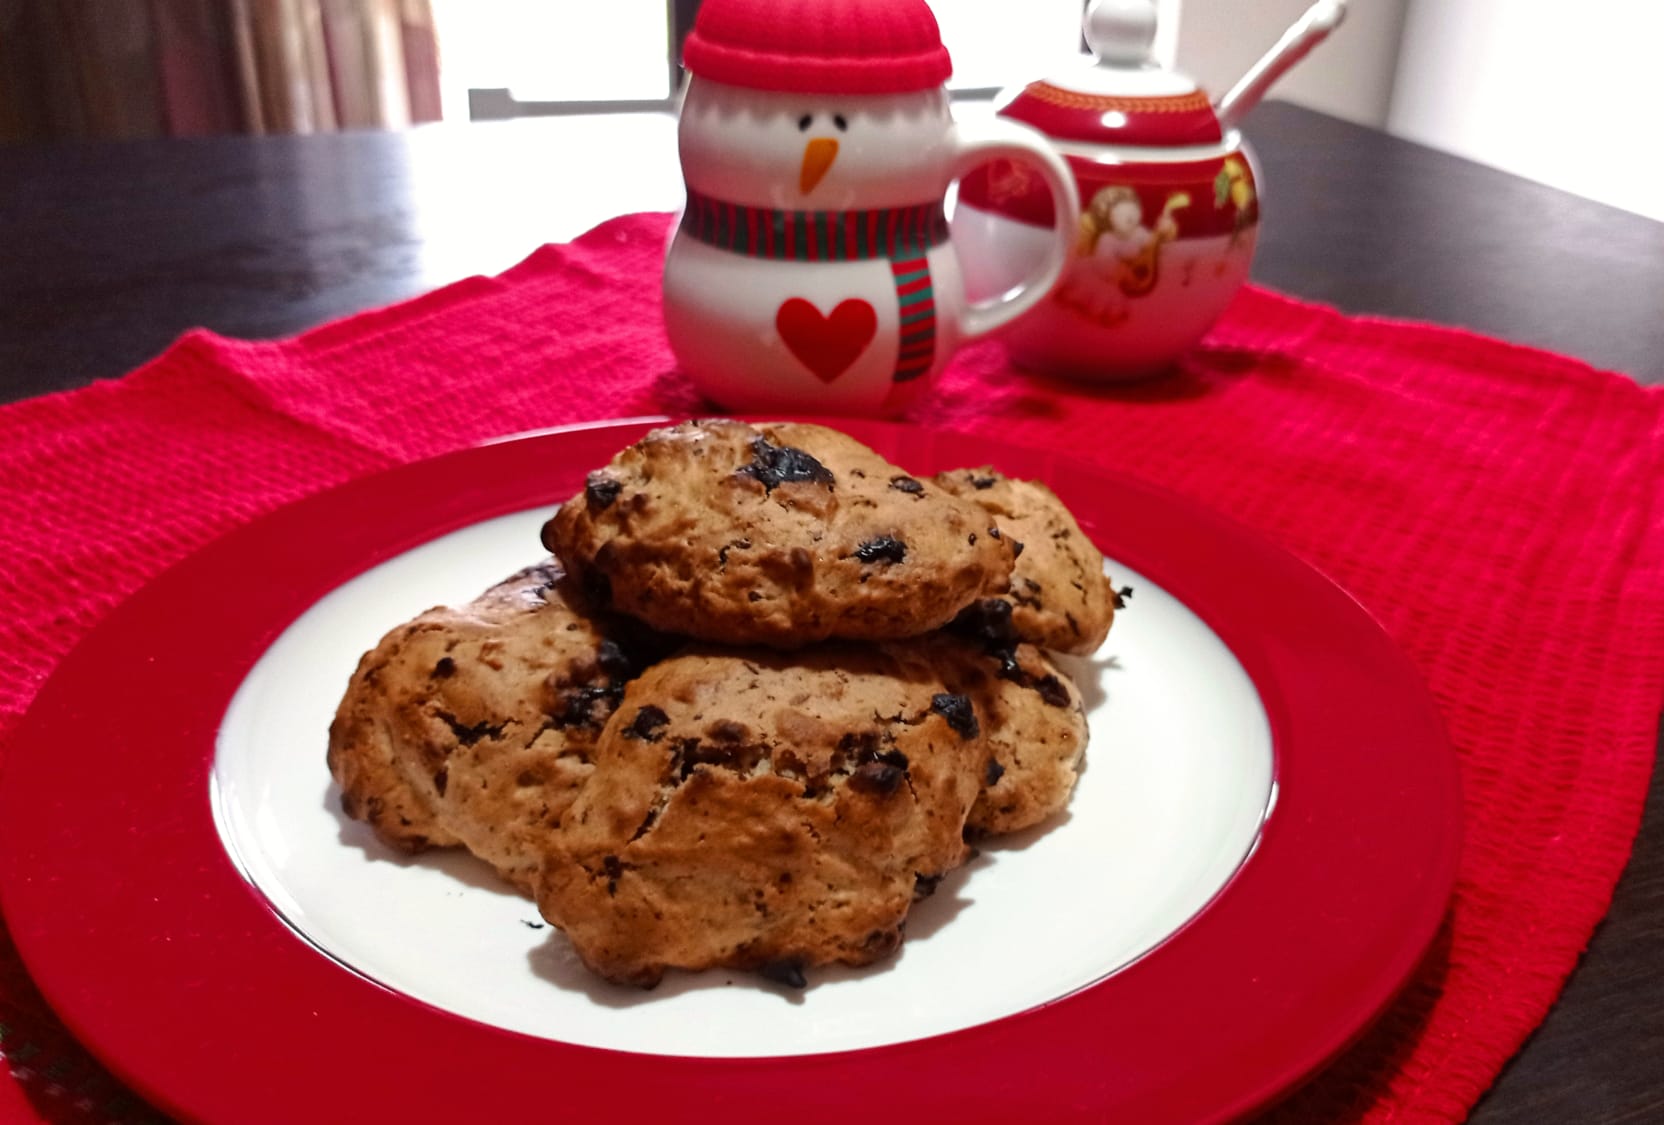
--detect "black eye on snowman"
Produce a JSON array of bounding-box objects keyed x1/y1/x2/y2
[
  {"x1": 798, "y1": 114, "x2": 812, "y2": 131},
  {"x1": 834, "y1": 114, "x2": 848, "y2": 131}
]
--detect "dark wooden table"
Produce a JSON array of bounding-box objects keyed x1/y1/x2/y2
[{"x1": 3, "y1": 102, "x2": 1662, "y2": 1122}]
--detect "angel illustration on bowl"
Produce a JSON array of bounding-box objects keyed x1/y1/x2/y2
[{"x1": 1057, "y1": 186, "x2": 1190, "y2": 325}]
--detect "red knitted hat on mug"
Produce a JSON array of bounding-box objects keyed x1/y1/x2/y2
[{"x1": 682, "y1": 0, "x2": 953, "y2": 95}]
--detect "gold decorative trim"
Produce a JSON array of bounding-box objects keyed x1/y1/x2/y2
[{"x1": 1022, "y1": 82, "x2": 1213, "y2": 115}]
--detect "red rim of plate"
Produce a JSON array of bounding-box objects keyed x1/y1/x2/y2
[{"x1": 0, "y1": 419, "x2": 1460, "y2": 1125}]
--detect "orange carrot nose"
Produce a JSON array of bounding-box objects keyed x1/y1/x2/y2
[{"x1": 800, "y1": 137, "x2": 839, "y2": 195}]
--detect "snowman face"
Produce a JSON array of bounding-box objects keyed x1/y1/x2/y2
[{"x1": 679, "y1": 78, "x2": 955, "y2": 210}]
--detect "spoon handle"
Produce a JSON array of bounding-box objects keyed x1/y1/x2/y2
[{"x1": 1214, "y1": 0, "x2": 1347, "y2": 133}]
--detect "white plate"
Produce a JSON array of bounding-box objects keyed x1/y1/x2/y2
[{"x1": 212, "y1": 508, "x2": 1273, "y2": 1058}]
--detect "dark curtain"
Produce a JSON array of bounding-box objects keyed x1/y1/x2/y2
[{"x1": 0, "y1": 0, "x2": 442, "y2": 141}]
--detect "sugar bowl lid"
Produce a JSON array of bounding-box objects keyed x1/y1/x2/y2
[{"x1": 998, "y1": 0, "x2": 1223, "y2": 148}]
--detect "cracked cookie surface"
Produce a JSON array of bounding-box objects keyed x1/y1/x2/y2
[
  {"x1": 952, "y1": 643, "x2": 1090, "y2": 836},
  {"x1": 543, "y1": 419, "x2": 1016, "y2": 648},
  {"x1": 535, "y1": 640, "x2": 990, "y2": 986},
  {"x1": 327, "y1": 562, "x2": 668, "y2": 892},
  {"x1": 935, "y1": 468, "x2": 1116, "y2": 654}
]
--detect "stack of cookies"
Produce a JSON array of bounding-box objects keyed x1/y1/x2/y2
[{"x1": 328, "y1": 420, "x2": 1122, "y2": 987}]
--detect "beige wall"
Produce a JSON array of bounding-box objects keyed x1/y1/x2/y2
[
  {"x1": 1388, "y1": 0, "x2": 1663, "y2": 221},
  {"x1": 1174, "y1": 0, "x2": 1409, "y2": 128},
  {"x1": 1169, "y1": 0, "x2": 1660, "y2": 219}
]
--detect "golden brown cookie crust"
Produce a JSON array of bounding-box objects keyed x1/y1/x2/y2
[
  {"x1": 956, "y1": 644, "x2": 1090, "y2": 836},
  {"x1": 535, "y1": 641, "x2": 990, "y2": 986},
  {"x1": 326, "y1": 562, "x2": 665, "y2": 892},
  {"x1": 935, "y1": 467, "x2": 1116, "y2": 654},
  {"x1": 544, "y1": 420, "x2": 1015, "y2": 648}
]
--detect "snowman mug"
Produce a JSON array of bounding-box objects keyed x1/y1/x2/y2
[{"x1": 663, "y1": 76, "x2": 1080, "y2": 416}]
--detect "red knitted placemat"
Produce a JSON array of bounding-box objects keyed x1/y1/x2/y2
[{"x1": 2, "y1": 213, "x2": 1661, "y2": 1123}]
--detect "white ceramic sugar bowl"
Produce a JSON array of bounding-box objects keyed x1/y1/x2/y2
[{"x1": 954, "y1": 0, "x2": 1345, "y2": 380}]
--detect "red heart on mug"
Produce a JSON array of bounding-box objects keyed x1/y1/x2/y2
[{"x1": 776, "y1": 298, "x2": 878, "y2": 383}]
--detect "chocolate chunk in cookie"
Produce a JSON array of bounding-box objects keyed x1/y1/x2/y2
[{"x1": 739, "y1": 435, "x2": 836, "y2": 491}]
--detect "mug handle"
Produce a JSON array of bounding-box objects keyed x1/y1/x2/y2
[{"x1": 947, "y1": 117, "x2": 1080, "y2": 340}]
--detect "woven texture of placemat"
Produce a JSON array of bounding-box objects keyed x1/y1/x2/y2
[{"x1": 2, "y1": 213, "x2": 1661, "y2": 1123}]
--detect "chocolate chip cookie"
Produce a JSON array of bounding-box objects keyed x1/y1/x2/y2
[
  {"x1": 327, "y1": 562, "x2": 669, "y2": 892},
  {"x1": 535, "y1": 641, "x2": 989, "y2": 987},
  {"x1": 543, "y1": 420, "x2": 1016, "y2": 648},
  {"x1": 936, "y1": 468, "x2": 1116, "y2": 654},
  {"x1": 955, "y1": 643, "x2": 1090, "y2": 836}
]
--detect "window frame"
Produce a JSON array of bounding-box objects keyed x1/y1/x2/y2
[{"x1": 467, "y1": 0, "x2": 1077, "y2": 121}]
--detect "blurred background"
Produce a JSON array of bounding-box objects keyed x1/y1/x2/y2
[{"x1": 0, "y1": 0, "x2": 1656, "y2": 221}]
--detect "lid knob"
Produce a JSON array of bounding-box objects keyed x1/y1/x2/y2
[{"x1": 1084, "y1": 0, "x2": 1159, "y2": 66}]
